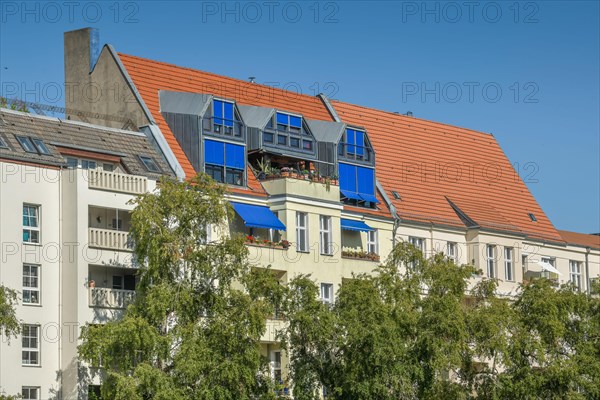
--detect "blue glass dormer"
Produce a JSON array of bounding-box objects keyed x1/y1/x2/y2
[
  {"x1": 203, "y1": 99, "x2": 246, "y2": 140},
  {"x1": 204, "y1": 138, "x2": 246, "y2": 186},
  {"x1": 263, "y1": 112, "x2": 316, "y2": 155},
  {"x1": 339, "y1": 163, "x2": 379, "y2": 205},
  {"x1": 338, "y1": 127, "x2": 374, "y2": 165}
]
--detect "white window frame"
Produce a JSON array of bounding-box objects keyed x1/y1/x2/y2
[
  {"x1": 22, "y1": 387, "x2": 40, "y2": 400},
  {"x1": 504, "y1": 247, "x2": 514, "y2": 282},
  {"x1": 446, "y1": 242, "x2": 457, "y2": 262},
  {"x1": 486, "y1": 245, "x2": 496, "y2": 278},
  {"x1": 23, "y1": 264, "x2": 40, "y2": 305},
  {"x1": 296, "y1": 212, "x2": 309, "y2": 252},
  {"x1": 367, "y1": 229, "x2": 378, "y2": 255},
  {"x1": 320, "y1": 283, "x2": 334, "y2": 304},
  {"x1": 569, "y1": 260, "x2": 582, "y2": 290},
  {"x1": 23, "y1": 204, "x2": 40, "y2": 244},
  {"x1": 81, "y1": 159, "x2": 97, "y2": 170},
  {"x1": 408, "y1": 237, "x2": 426, "y2": 254},
  {"x1": 271, "y1": 350, "x2": 282, "y2": 383},
  {"x1": 319, "y1": 215, "x2": 332, "y2": 255},
  {"x1": 22, "y1": 325, "x2": 40, "y2": 366}
]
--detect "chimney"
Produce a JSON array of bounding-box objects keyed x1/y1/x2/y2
[{"x1": 64, "y1": 28, "x2": 99, "y2": 117}]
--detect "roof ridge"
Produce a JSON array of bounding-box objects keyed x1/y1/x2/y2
[
  {"x1": 331, "y1": 99, "x2": 494, "y2": 138},
  {"x1": 118, "y1": 53, "x2": 325, "y2": 105}
]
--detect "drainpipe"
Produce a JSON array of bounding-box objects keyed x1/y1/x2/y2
[{"x1": 585, "y1": 247, "x2": 591, "y2": 294}]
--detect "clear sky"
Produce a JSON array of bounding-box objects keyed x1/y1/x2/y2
[{"x1": 1, "y1": 1, "x2": 598, "y2": 233}]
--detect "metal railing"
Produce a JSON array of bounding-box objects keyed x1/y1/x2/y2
[
  {"x1": 338, "y1": 143, "x2": 374, "y2": 163},
  {"x1": 88, "y1": 170, "x2": 147, "y2": 195},
  {"x1": 203, "y1": 117, "x2": 245, "y2": 139}
]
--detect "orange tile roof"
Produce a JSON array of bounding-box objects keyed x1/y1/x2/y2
[
  {"x1": 119, "y1": 53, "x2": 335, "y2": 197},
  {"x1": 558, "y1": 230, "x2": 600, "y2": 250},
  {"x1": 332, "y1": 100, "x2": 563, "y2": 242}
]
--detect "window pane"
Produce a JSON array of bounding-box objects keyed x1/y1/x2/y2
[
  {"x1": 302, "y1": 140, "x2": 313, "y2": 150},
  {"x1": 290, "y1": 137, "x2": 300, "y2": 148},
  {"x1": 277, "y1": 135, "x2": 287, "y2": 145},
  {"x1": 264, "y1": 132, "x2": 274, "y2": 143}
]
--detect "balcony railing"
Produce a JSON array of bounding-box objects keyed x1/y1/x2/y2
[
  {"x1": 89, "y1": 287, "x2": 135, "y2": 309},
  {"x1": 88, "y1": 227, "x2": 132, "y2": 251},
  {"x1": 88, "y1": 170, "x2": 147, "y2": 195}
]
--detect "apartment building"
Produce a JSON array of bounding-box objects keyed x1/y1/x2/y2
[
  {"x1": 0, "y1": 27, "x2": 598, "y2": 399},
  {"x1": 0, "y1": 109, "x2": 174, "y2": 399}
]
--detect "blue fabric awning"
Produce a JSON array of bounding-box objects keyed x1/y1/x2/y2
[
  {"x1": 341, "y1": 218, "x2": 373, "y2": 232},
  {"x1": 231, "y1": 202, "x2": 286, "y2": 231},
  {"x1": 341, "y1": 189, "x2": 363, "y2": 201},
  {"x1": 359, "y1": 193, "x2": 380, "y2": 204}
]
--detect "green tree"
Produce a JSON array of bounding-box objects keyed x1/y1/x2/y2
[
  {"x1": 0, "y1": 285, "x2": 19, "y2": 341},
  {"x1": 78, "y1": 174, "x2": 282, "y2": 399}
]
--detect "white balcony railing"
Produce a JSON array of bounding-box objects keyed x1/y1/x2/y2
[
  {"x1": 89, "y1": 287, "x2": 135, "y2": 309},
  {"x1": 88, "y1": 170, "x2": 147, "y2": 195},
  {"x1": 88, "y1": 227, "x2": 132, "y2": 251}
]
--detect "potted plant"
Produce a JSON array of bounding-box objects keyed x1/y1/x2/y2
[
  {"x1": 245, "y1": 235, "x2": 255, "y2": 243},
  {"x1": 280, "y1": 167, "x2": 291, "y2": 178},
  {"x1": 280, "y1": 240, "x2": 290, "y2": 249}
]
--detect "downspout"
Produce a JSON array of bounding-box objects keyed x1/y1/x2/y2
[
  {"x1": 585, "y1": 247, "x2": 591, "y2": 294},
  {"x1": 58, "y1": 167, "x2": 63, "y2": 398}
]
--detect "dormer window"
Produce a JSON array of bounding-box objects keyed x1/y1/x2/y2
[
  {"x1": 16, "y1": 136, "x2": 51, "y2": 155},
  {"x1": 339, "y1": 127, "x2": 373, "y2": 163},
  {"x1": 204, "y1": 139, "x2": 245, "y2": 186},
  {"x1": 276, "y1": 112, "x2": 302, "y2": 133},
  {"x1": 339, "y1": 162, "x2": 379, "y2": 206},
  {"x1": 213, "y1": 99, "x2": 234, "y2": 134}
]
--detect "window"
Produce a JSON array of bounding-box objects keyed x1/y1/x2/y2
[
  {"x1": 367, "y1": 229, "x2": 378, "y2": 254},
  {"x1": 290, "y1": 137, "x2": 300, "y2": 148},
  {"x1": 81, "y1": 159, "x2": 97, "y2": 170},
  {"x1": 23, "y1": 205, "x2": 40, "y2": 244},
  {"x1": 319, "y1": 216, "x2": 332, "y2": 255},
  {"x1": 112, "y1": 276, "x2": 123, "y2": 290},
  {"x1": 409, "y1": 237, "x2": 425, "y2": 254},
  {"x1": 22, "y1": 387, "x2": 40, "y2": 400},
  {"x1": 391, "y1": 191, "x2": 401, "y2": 200},
  {"x1": 276, "y1": 112, "x2": 302, "y2": 133},
  {"x1": 504, "y1": 247, "x2": 514, "y2": 281},
  {"x1": 528, "y1": 213, "x2": 537, "y2": 222},
  {"x1": 263, "y1": 132, "x2": 274, "y2": 143},
  {"x1": 0, "y1": 135, "x2": 9, "y2": 149},
  {"x1": 344, "y1": 128, "x2": 365, "y2": 157},
  {"x1": 447, "y1": 242, "x2": 457, "y2": 262},
  {"x1": 32, "y1": 139, "x2": 50, "y2": 154},
  {"x1": 17, "y1": 136, "x2": 36, "y2": 153},
  {"x1": 320, "y1": 283, "x2": 334, "y2": 304},
  {"x1": 339, "y1": 162, "x2": 378, "y2": 204},
  {"x1": 272, "y1": 351, "x2": 282, "y2": 383},
  {"x1": 103, "y1": 163, "x2": 114, "y2": 172},
  {"x1": 66, "y1": 157, "x2": 78, "y2": 168},
  {"x1": 139, "y1": 156, "x2": 161, "y2": 173},
  {"x1": 204, "y1": 139, "x2": 245, "y2": 186},
  {"x1": 296, "y1": 212, "x2": 308, "y2": 252},
  {"x1": 302, "y1": 140, "x2": 313, "y2": 150},
  {"x1": 486, "y1": 245, "x2": 496, "y2": 278},
  {"x1": 277, "y1": 135, "x2": 287, "y2": 145},
  {"x1": 213, "y1": 99, "x2": 235, "y2": 134},
  {"x1": 569, "y1": 260, "x2": 582, "y2": 289},
  {"x1": 22, "y1": 325, "x2": 40, "y2": 365},
  {"x1": 23, "y1": 265, "x2": 40, "y2": 305}
]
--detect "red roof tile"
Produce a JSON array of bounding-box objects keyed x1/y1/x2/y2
[
  {"x1": 332, "y1": 100, "x2": 563, "y2": 242},
  {"x1": 558, "y1": 230, "x2": 600, "y2": 250}
]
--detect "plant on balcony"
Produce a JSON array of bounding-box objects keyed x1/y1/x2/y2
[
  {"x1": 342, "y1": 250, "x2": 380, "y2": 262},
  {"x1": 78, "y1": 173, "x2": 287, "y2": 399}
]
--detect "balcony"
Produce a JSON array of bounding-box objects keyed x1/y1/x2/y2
[
  {"x1": 88, "y1": 169, "x2": 147, "y2": 195},
  {"x1": 341, "y1": 247, "x2": 380, "y2": 262},
  {"x1": 262, "y1": 317, "x2": 286, "y2": 343},
  {"x1": 89, "y1": 287, "x2": 135, "y2": 309},
  {"x1": 88, "y1": 228, "x2": 131, "y2": 251}
]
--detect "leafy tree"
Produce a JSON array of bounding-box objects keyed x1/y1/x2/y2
[
  {"x1": 0, "y1": 285, "x2": 19, "y2": 341},
  {"x1": 78, "y1": 174, "x2": 282, "y2": 399}
]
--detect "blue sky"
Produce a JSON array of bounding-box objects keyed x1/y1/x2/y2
[{"x1": 1, "y1": 1, "x2": 599, "y2": 233}]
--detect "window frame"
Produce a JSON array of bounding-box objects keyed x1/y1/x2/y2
[
  {"x1": 16, "y1": 136, "x2": 37, "y2": 153},
  {"x1": 22, "y1": 324, "x2": 40, "y2": 366},
  {"x1": 486, "y1": 245, "x2": 496, "y2": 278},
  {"x1": 22, "y1": 264, "x2": 40, "y2": 305},
  {"x1": 22, "y1": 387, "x2": 40, "y2": 400},
  {"x1": 367, "y1": 229, "x2": 378, "y2": 255},
  {"x1": 32, "y1": 138, "x2": 50, "y2": 155},
  {"x1": 319, "y1": 215, "x2": 332, "y2": 255},
  {"x1": 23, "y1": 204, "x2": 40, "y2": 244},
  {"x1": 504, "y1": 247, "x2": 514, "y2": 282},
  {"x1": 0, "y1": 134, "x2": 9, "y2": 149},
  {"x1": 139, "y1": 155, "x2": 161, "y2": 173},
  {"x1": 409, "y1": 236, "x2": 426, "y2": 254},
  {"x1": 569, "y1": 260, "x2": 582, "y2": 290},
  {"x1": 446, "y1": 242, "x2": 457, "y2": 262},
  {"x1": 320, "y1": 283, "x2": 334, "y2": 304},
  {"x1": 296, "y1": 212, "x2": 309, "y2": 252}
]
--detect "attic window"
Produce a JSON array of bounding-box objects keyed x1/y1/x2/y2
[
  {"x1": 276, "y1": 112, "x2": 302, "y2": 133},
  {"x1": 32, "y1": 138, "x2": 51, "y2": 155},
  {"x1": 213, "y1": 99, "x2": 234, "y2": 133},
  {"x1": 0, "y1": 135, "x2": 8, "y2": 149},
  {"x1": 16, "y1": 136, "x2": 38, "y2": 153},
  {"x1": 528, "y1": 213, "x2": 537, "y2": 222},
  {"x1": 392, "y1": 191, "x2": 401, "y2": 200},
  {"x1": 139, "y1": 156, "x2": 161, "y2": 173}
]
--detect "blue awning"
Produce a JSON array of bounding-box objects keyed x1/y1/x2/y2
[
  {"x1": 231, "y1": 202, "x2": 286, "y2": 231},
  {"x1": 341, "y1": 218, "x2": 373, "y2": 232},
  {"x1": 359, "y1": 193, "x2": 380, "y2": 204},
  {"x1": 341, "y1": 189, "x2": 363, "y2": 201}
]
